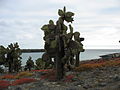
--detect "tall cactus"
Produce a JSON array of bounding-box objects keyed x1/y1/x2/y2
[
  {"x1": 6, "y1": 42, "x2": 22, "y2": 72},
  {"x1": 41, "y1": 7, "x2": 84, "y2": 80},
  {"x1": 0, "y1": 43, "x2": 22, "y2": 73}
]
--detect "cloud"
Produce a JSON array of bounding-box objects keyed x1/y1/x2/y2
[
  {"x1": 0, "y1": 18, "x2": 44, "y2": 49},
  {"x1": 0, "y1": 20, "x2": 9, "y2": 27},
  {"x1": 0, "y1": 0, "x2": 120, "y2": 49},
  {"x1": 82, "y1": 27, "x2": 120, "y2": 49}
]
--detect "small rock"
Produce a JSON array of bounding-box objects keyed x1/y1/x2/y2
[
  {"x1": 43, "y1": 82, "x2": 50, "y2": 86},
  {"x1": 113, "y1": 74, "x2": 120, "y2": 81},
  {"x1": 109, "y1": 75, "x2": 113, "y2": 79},
  {"x1": 78, "y1": 85, "x2": 81, "y2": 87},
  {"x1": 98, "y1": 82, "x2": 107, "y2": 87},
  {"x1": 73, "y1": 80, "x2": 84, "y2": 86},
  {"x1": 51, "y1": 82, "x2": 57, "y2": 85},
  {"x1": 118, "y1": 84, "x2": 120, "y2": 88},
  {"x1": 66, "y1": 71, "x2": 74, "y2": 76},
  {"x1": 66, "y1": 86, "x2": 81, "y2": 90},
  {"x1": 16, "y1": 87, "x2": 23, "y2": 90},
  {"x1": 56, "y1": 85, "x2": 60, "y2": 87},
  {"x1": 83, "y1": 84, "x2": 92, "y2": 89}
]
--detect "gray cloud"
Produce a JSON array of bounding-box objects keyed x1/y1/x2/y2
[
  {"x1": 0, "y1": 0, "x2": 120, "y2": 49},
  {"x1": 0, "y1": 20, "x2": 9, "y2": 27}
]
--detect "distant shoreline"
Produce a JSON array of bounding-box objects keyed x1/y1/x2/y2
[
  {"x1": 21, "y1": 49, "x2": 120, "y2": 53},
  {"x1": 21, "y1": 49, "x2": 45, "y2": 53}
]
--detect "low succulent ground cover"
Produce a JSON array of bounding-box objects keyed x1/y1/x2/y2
[
  {"x1": 0, "y1": 58, "x2": 120, "y2": 90},
  {"x1": 75, "y1": 57, "x2": 120, "y2": 72}
]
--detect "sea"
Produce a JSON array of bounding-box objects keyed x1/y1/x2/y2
[{"x1": 21, "y1": 49, "x2": 120, "y2": 66}]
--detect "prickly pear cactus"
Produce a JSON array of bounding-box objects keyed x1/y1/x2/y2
[
  {"x1": 6, "y1": 42, "x2": 22, "y2": 72},
  {"x1": 41, "y1": 7, "x2": 84, "y2": 80},
  {"x1": 0, "y1": 43, "x2": 22, "y2": 72},
  {"x1": 0, "y1": 45, "x2": 7, "y2": 65}
]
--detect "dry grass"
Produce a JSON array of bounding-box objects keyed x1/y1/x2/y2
[{"x1": 15, "y1": 71, "x2": 34, "y2": 79}]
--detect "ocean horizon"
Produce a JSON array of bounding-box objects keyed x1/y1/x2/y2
[{"x1": 21, "y1": 49, "x2": 120, "y2": 66}]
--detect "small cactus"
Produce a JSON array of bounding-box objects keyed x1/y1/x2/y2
[{"x1": 25, "y1": 56, "x2": 34, "y2": 71}]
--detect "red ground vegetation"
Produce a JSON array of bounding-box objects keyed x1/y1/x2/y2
[
  {"x1": 64, "y1": 75, "x2": 74, "y2": 82},
  {"x1": 0, "y1": 80, "x2": 11, "y2": 89},
  {"x1": 75, "y1": 58, "x2": 120, "y2": 71},
  {"x1": 40, "y1": 70, "x2": 56, "y2": 81},
  {"x1": 11, "y1": 78, "x2": 37, "y2": 85},
  {"x1": 31, "y1": 69, "x2": 52, "y2": 72}
]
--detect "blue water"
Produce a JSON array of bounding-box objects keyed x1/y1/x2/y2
[{"x1": 21, "y1": 49, "x2": 120, "y2": 65}]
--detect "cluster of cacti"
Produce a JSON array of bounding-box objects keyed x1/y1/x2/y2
[
  {"x1": 25, "y1": 56, "x2": 34, "y2": 71},
  {"x1": 0, "y1": 42, "x2": 22, "y2": 73},
  {"x1": 41, "y1": 7, "x2": 84, "y2": 80}
]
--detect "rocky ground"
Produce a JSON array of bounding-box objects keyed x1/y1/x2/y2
[{"x1": 0, "y1": 58, "x2": 120, "y2": 90}]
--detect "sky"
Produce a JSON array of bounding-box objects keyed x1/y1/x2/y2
[{"x1": 0, "y1": 0, "x2": 120, "y2": 49}]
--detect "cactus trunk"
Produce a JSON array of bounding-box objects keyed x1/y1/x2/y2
[
  {"x1": 56, "y1": 36, "x2": 65, "y2": 80},
  {"x1": 75, "y1": 52, "x2": 80, "y2": 67},
  {"x1": 8, "y1": 62, "x2": 12, "y2": 73}
]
